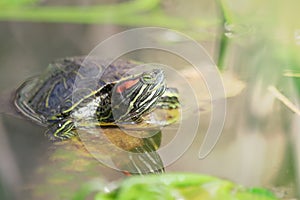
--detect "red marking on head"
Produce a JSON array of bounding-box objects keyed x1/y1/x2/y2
[
  {"x1": 115, "y1": 79, "x2": 139, "y2": 93},
  {"x1": 122, "y1": 171, "x2": 132, "y2": 176}
]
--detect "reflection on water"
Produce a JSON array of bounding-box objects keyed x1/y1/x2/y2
[{"x1": 1, "y1": 114, "x2": 125, "y2": 200}]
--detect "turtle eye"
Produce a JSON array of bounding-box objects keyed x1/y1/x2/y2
[
  {"x1": 141, "y1": 74, "x2": 154, "y2": 84},
  {"x1": 141, "y1": 69, "x2": 164, "y2": 84}
]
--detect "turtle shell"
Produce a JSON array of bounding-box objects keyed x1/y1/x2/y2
[{"x1": 14, "y1": 57, "x2": 140, "y2": 125}]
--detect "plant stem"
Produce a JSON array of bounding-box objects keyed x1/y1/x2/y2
[{"x1": 215, "y1": 0, "x2": 232, "y2": 71}]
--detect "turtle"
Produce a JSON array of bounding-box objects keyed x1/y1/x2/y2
[{"x1": 14, "y1": 57, "x2": 180, "y2": 175}]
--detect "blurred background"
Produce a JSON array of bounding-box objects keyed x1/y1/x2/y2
[{"x1": 1, "y1": 0, "x2": 300, "y2": 199}]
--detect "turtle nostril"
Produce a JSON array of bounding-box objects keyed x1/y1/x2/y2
[
  {"x1": 154, "y1": 69, "x2": 164, "y2": 83},
  {"x1": 153, "y1": 69, "x2": 163, "y2": 75}
]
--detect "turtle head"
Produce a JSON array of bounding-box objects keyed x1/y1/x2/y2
[{"x1": 111, "y1": 69, "x2": 166, "y2": 123}]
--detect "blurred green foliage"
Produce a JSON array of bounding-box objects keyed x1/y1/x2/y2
[
  {"x1": 217, "y1": 0, "x2": 300, "y2": 107},
  {"x1": 0, "y1": 0, "x2": 217, "y2": 33},
  {"x1": 73, "y1": 173, "x2": 279, "y2": 200},
  {"x1": 0, "y1": 0, "x2": 37, "y2": 8}
]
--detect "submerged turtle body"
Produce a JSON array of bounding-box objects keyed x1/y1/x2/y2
[{"x1": 14, "y1": 57, "x2": 180, "y2": 174}]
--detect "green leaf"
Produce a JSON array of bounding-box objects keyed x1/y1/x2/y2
[
  {"x1": 0, "y1": 0, "x2": 38, "y2": 8},
  {"x1": 73, "y1": 173, "x2": 279, "y2": 200}
]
